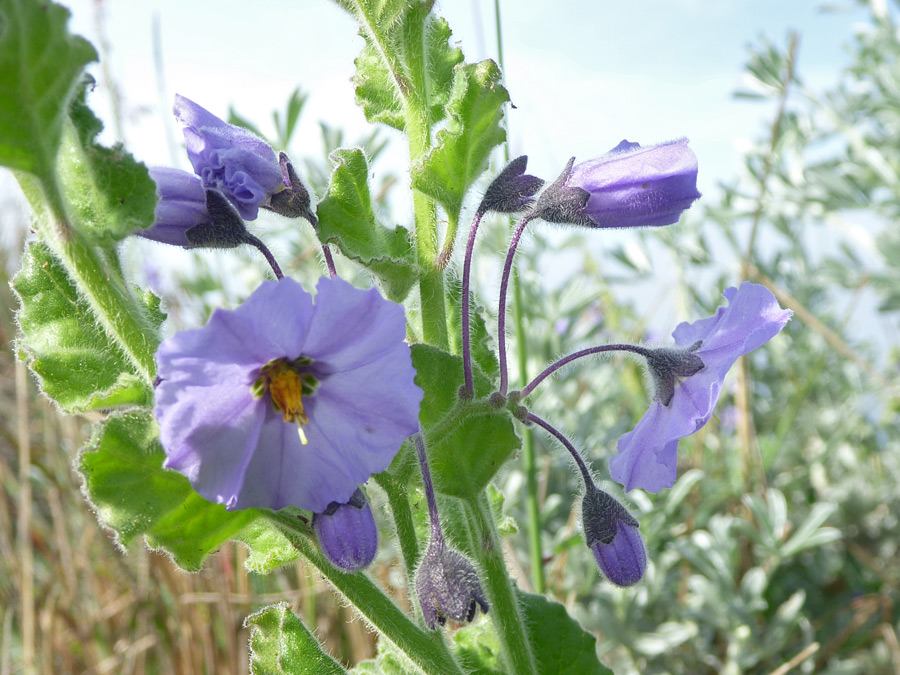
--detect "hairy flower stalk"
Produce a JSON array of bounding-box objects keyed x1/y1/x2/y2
[
  {"x1": 413, "y1": 434, "x2": 489, "y2": 629},
  {"x1": 526, "y1": 413, "x2": 647, "y2": 586},
  {"x1": 461, "y1": 157, "x2": 543, "y2": 397}
]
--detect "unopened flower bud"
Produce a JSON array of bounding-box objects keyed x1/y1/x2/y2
[
  {"x1": 415, "y1": 539, "x2": 489, "y2": 629},
  {"x1": 582, "y1": 485, "x2": 647, "y2": 587},
  {"x1": 174, "y1": 94, "x2": 286, "y2": 221},
  {"x1": 263, "y1": 152, "x2": 317, "y2": 223},
  {"x1": 531, "y1": 139, "x2": 701, "y2": 229},
  {"x1": 479, "y1": 155, "x2": 544, "y2": 214},
  {"x1": 313, "y1": 488, "x2": 378, "y2": 572},
  {"x1": 138, "y1": 167, "x2": 249, "y2": 249},
  {"x1": 644, "y1": 341, "x2": 705, "y2": 406}
]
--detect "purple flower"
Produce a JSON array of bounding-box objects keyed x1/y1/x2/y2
[
  {"x1": 314, "y1": 488, "x2": 378, "y2": 571},
  {"x1": 174, "y1": 94, "x2": 286, "y2": 221},
  {"x1": 591, "y1": 520, "x2": 647, "y2": 587},
  {"x1": 609, "y1": 282, "x2": 792, "y2": 492},
  {"x1": 569, "y1": 139, "x2": 701, "y2": 228},
  {"x1": 581, "y1": 485, "x2": 646, "y2": 587},
  {"x1": 138, "y1": 167, "x2": 249, "y2": 249},
  {"x1": 154, "y1": 277, "x2": 423, "y2": 513}
]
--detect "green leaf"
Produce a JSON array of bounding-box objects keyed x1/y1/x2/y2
[
  {"x1": 235, "y1": 518, "x2": 300, "y2": 574},
  {"x1": 453, "y1": 593, "x2": 611, "y2": 675},
  {"x1": 412, "y1": 60, "x2": 509, "y2": 222},
  {"x1": 342, "y1": 1, "x2": 463, "y2": 130},
  {"x1": 316, "y1": 148, "x2": 418, "y2": 301},
  {"x1": 79, "y1": 413, "x2": 288, "y2": 572},
  {"x1": 12, "y1": 241, "x2": 153, "y2": 412},
  {"x1": 246, "y1": 603, "x2": 346, "y2": 675},
  {"x1": 411, "y1": 344, "x2": 519, "y2": 498},
  {"x1": 0, "y1": 0, "x2": 97, "y2": 180},
  {"x1": 58, "y1": 77, "x2": 157, "y2": 242}
]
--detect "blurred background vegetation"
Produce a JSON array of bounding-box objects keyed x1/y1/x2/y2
[{"x1": 3, "y1": 0, "x2": 900, "y2": 673}]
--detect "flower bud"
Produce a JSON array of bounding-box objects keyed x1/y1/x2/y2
[
  {"x1": 478, "y1": 155, "x2": 544, "y2": 214},
  {"x1": 174, "y1": 94, "x2": 286, "y2": 221},
  {"x1": 415, "y1": 539, "x2": 489, "y2": 629},
  {"x1": 139, "y1": 167, "x2": 250, "y2": 249},
  {"x1": 262, "y1": 152, "x2": 318, "y2": 223},
  {"x1": 313, "y1": 488, "x2": 378, "y2": 572},
  {"x1": 582, "y1": 485, "x2": 647, "y2": 587},
  {"x1": 644, "y1": 341, "x2": 705, "y2": 406},
  {"x1": 531, "y1": 139, "x2": 700, "y2": 229}
]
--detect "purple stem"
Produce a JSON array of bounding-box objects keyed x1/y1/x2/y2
[
  {"x1": 497, "y1": 215, "x2": 533, "y2": 396},
  {"x1": 461, "y1": 210, "x2": 485, "y2": 396},
  {"x1": 521, "y1": 343, "x2": 652, "y2": 398},
  {"x1": 306, "y1": 212, "x2": 337, "y2": 279},
  {"x1": 414, "y1": 432, "x2": 443, "y2": 542},
  {"x1": 244, "y1": 234, "x2": 284, "y2": 280},
  {"x1": 526, "y1": 412, "x2": 595, "y2": 489}
]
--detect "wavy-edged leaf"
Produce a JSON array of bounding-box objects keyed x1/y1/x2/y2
[
  {"x1": 12, "y1": 241, "x2": 155, "y2": 412},
  {"x1": 316, "y1": 148, "x2": 417, "y2": 301},
  {"x1": 58, "y1": 78, "x2": 157, "y2": 242},
  {"x1": 412, "y1": 60, "x2": 509, "y2": 222},
  {"x1": 246, "y1": 603, "x2": 346, "y2": 675},
  {"x1": 80, "y1": 413, "x2": 293, "y2": 572},
  {"x1": 411, "y1": 344, "x2": 518, "y2": 498}
]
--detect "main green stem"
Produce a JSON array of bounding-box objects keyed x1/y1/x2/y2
[
  {"x1": 374, "y1": 473, "x2": 421, "y2": 585},
  {"x1": 268, "y1": 512, "x2": 463, "y2": 675},
  {"x1": 467, "y1": 493, "x2": 538, "y2": 675},
  {"x1": 19, "y1": 173, "x2": 159, "y2": 382}
]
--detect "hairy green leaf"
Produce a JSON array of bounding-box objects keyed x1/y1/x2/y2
[
  {"x1": 445, "y1": 274, "x2": 498, "y2": 380},
  {"x1": 453, "y1": 593, "x2": 611, "y2": 674},
  {"x1": 0, "y1": 0, "x2": 96, "y2": 180},
  {"x1": 12, "y1": 241, "x2": 154, "y2": 411},
  {"x1": 412, "y1": 61, "x2": 509, "y2": 222},
  {"x1": 80, "y1": 413, "x2": 290, "y2": 572},
  {"x1": 340, "y1": 0, "x2": 462, "y2": 130},
  {"x1": 56, "y1": 79, "x2": 157, "y2": 242},
  {"x1": 316, "y1": 148, "x2": 417, "y2": 301},
  {"x1": 411, "y1": 344, "x2": 519, "y2": 498},
  {"x1": 246, "y1": 603, "x2": 346, "y2": 675}
]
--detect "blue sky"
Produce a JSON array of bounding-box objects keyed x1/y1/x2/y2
[{"x1": 60, "y1": 0, "x2": 869, "y2": 191}]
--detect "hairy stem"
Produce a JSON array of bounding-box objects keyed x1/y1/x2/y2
[
  {"x1": 465, "y1": 493, "x2": 538, "y2": 675},
  {"x1": 521, "y1": 343, "x2": 651, "y2": 398},
  {"x1": 460, "y1": 210, "x2": 485, "y2": 396},
  {"x1": 497, "y1": 215, "x2": 532, "y2": 395}
]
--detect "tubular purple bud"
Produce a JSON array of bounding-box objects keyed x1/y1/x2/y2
[
  {"x1": 415, "y1": 539, "x2": 489, "y2": 630},
  {"x1": 139, "y1": 167, "x2": 249, "y2": 249},
  {"x1": 531, "y1": 139, "x2": 701, "y2": 229},
  {"x1": 313, "y1": 488, "x2": 378, "y2": 572},
  {"x1": 582, "y1": 485, "x2": 647, "y2": 587},
  {"x1": 174, "y1": 94, "x2": 285, "y2": 221}
]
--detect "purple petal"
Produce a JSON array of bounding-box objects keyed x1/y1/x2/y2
[
  {"x1": 591, "y1": 521, "x2": 647, "y2": 587},
  {"x1": 610, "y1": 282, "x2": 791, "y2": 493}
]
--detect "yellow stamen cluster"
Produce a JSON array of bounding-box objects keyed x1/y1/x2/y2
[{"x1": 255, "y1": 359, "x2": 317, "y2": 445}]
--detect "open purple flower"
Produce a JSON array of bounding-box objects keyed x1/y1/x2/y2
[
  {"x1": 138, "y1": 166, "x2": 249, "y2": 249},
  {"x1": 174, "y1": 94, "x2": 286, "y2": 221},
  {"x1": 154, "y1": 277, "x2": 423, "y2": 513},
  {"x1": 609, "y1": 282, "x2": 791, "y2": 492}
]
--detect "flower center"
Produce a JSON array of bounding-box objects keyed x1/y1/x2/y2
[{"x1": 252, "y1": 357, "x2": 318, "y2": 445}]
